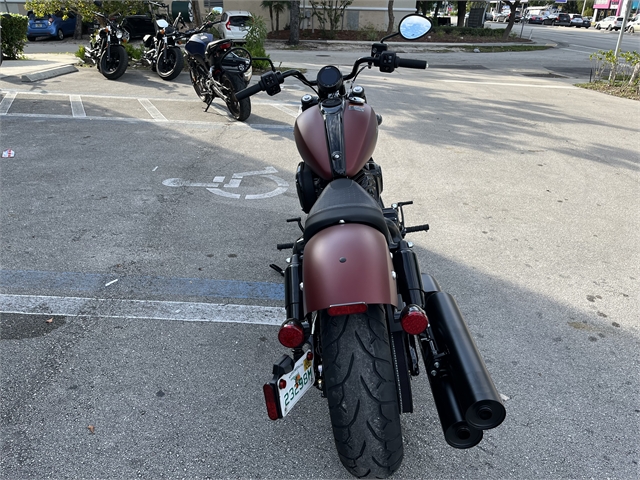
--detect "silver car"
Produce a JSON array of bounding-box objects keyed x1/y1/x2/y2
[{"x1": 217, "y1": 11, "x2": 252, "y2": 42}]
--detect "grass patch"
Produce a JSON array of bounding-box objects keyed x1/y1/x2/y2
[
  {"x1": 576, "y1": 81, "x2": 639, "y2": 101},
  {"x1": 460, "y1": 45, "x2": 552, "y2": 53}
]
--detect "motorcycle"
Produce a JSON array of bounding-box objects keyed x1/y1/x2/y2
[
  {"x1": 184, "y1": 20, "x2": 253, "y2": 121},
  {"x1": 84, "y1": 2, "x2": 130, "y2": 80},
  {"x1": 139, "y1": 1, "x2": 185, "y2": 81},
  {"x1": 237, "y1": 14, "x2": 506, "y2": 478}
]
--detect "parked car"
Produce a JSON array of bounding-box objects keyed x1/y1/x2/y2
[
  {"x1": 119, "y1": 14, "x2": 156, "y2": 40},
  {"x1": 216, "y1": 10, "x2": 252, "y2": 42},
  {"x1": 625, "y1": 14, "x2": 640, "y2": 33},
  {"x1": 595, "y1": 16, "x2": 624, "y2": 30},
  {"x1": 553, "y1": 13, "x2": 572, "y2": 26},
  {"x1": 524, "y1": 12, "x2": 546, "y2": 24},
  {"x1": 569, "y1": 14, "x2": 589, "y2": 28},
  {"x1": 27, "y1": 10, "x2": 76, "y2": 41}
]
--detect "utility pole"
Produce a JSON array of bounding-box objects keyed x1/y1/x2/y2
[{"x1": 614, "y1": 0, "x2": 633, "y2": 59}]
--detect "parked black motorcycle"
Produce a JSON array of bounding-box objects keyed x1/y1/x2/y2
[
  {"x1": 84, "y1": 4, "x2": 129, "y2": 80},
  {"x1": 139, "y1": 1, "x2": 185, "y2": 81},
  {"x1": 237, "y1": 14, "x2": 506, "y2": 478},
  {"x1": 184, "y1": 21, "x2": 252, "y2": 121}
]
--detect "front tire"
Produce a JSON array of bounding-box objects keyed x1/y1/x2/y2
[
  {"x1": 221, "y1": 73, "x2": 251, "y2": 122},
  {"x1": 157, "y1": 46, "x2": 184, "y2": 81},
  {"x1": 320, "y1": 305, "x2": 403, "y2": 479},
  {"x1": 99, "y1": 45, "x2": 128, "y2": 80}
]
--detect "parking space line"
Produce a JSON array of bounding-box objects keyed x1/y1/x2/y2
[
  {"x1": 138, "y1": 98, "x2": 168, "y2": 121},
  {"x1": 0, "y1": 92, "x2": 16, "y2": 115},
  {"x1": 69, "y1": 95, "x2": 86, "y2": 117},
  {"x1": 0, "y1": 293, "x2": 283, "y2": 326}
]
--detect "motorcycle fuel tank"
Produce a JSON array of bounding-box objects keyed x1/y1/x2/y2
[
  {"x1": 185, "y1": 32, "x2": 214, "y2": 59},
  {"x1": 294, "y1": 99, "x2": 378, "y2": 180}
]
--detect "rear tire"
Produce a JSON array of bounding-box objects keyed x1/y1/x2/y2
[
  {"x1": 157, "y1": 46, "x2": 184, "y2": 81},
  {"x1": 221, "y1": 73, "x2": 251, "y2": 122},
  {"x1": 56, "y1": 29, "x2": 64, "y2": 40},
  {"x1": 320, "y1": 305, "x2": 403, "y2": 479},
  {"x1": 99, "y1": 45, "x2": 128, "y2": 80}
]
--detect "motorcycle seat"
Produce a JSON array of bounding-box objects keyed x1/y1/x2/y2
[
  {"x1": 206, "y1": 38, "x2": 231, "y2": 55},
  {"x1": 304, "y1": 178, "x2": 390, "y2": 244}
]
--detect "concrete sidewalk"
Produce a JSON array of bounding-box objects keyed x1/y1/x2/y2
[{"x1": 0, "y1": 53, "x2": 81, "y2": 82}]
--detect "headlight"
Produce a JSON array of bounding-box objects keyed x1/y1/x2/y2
[{"x1": 116, "y1": 29, "x2": 123, "y2": 39}]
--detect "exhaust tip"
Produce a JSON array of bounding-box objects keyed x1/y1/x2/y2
[
  {"x1": 445, "y1": 421, "x2": 483, "y2": 449},
  {"x1": 466, "y1": 400, "x2": 506, "y2": 430}
]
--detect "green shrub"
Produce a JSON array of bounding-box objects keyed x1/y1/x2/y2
[
  {"x1": 75, "y1": 45, "x2": 85, "y2": 60},
  {"x1": 359, "y1": 23, "x2": 379, "y2": 42},
  {"x1": 245, "y1": 15, "x2": 270, "y2": 70},
  {"x1": 1, "y1": 14, "x2": 29, "y2": 60},
  {"x1": 124, "y1": 42, "x2": 144, "y2": 60}
]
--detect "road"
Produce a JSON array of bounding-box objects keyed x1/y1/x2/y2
[{"x1": 1, "y1": 37, "x2": 639, "y2": 479}]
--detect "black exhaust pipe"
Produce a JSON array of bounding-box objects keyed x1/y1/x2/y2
[
  {"x1": 426, "y1": 368, "x2": 483, "y2": 449},
  {"x1": 425, "y1": 292, "x2": 506, "y2": 431}
]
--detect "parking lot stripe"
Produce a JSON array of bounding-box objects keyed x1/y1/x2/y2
[
  {"x1": 0, "y1": 293, "x2": 284, "y2": 325},
  {"x1": 138, "y1": 98, "x2": 168, "y2": 121},
  {"x1": 0, "y1": 92, "x2": 16, "y2": 115},
  {"x1": 70, "y1": 95, "x2": 86, "y2": 117}
]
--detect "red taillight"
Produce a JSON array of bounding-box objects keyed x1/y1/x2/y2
[
  {"x1": 400, "y1": 305, "x2": 429, "y2": 335},
  {"x1": 263, "y1": 383, "x2": 279, "y2": 420},
  {"x1": 225, "y1": 19, "x2": 231, "y2": 30},
  {"x1": 48, "y1": 17, "x2": 53, "y2": 24},
  {"x1": 327, "y1": 303, "x2": 367, "y2": 316},
  {"x1": 278, "y1": 319, "x2": 305, "y2": 348},
  {"x1": 220, "y1": 41, "x2": 231, "y2": 50}
]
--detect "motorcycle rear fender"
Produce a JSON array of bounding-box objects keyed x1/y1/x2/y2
[{"x1": 302, "y1": 223, "x2": 398, "y2": 315}]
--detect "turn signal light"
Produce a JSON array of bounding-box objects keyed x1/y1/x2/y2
[
  {"x1": 400, "y1": 304, "x2": 429, "y2": 335},
  {"x1": 278, "y1": 319, "x2": 305, "y2": 348},
  {"x1": 263, "y1": 383, "x2": 279, "y2": 420},
  {"x1": 327, "y1": 303, "x2": 367, "y2": 316}
]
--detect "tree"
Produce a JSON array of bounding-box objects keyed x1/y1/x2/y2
[
  {"x1": 260, "y1": 0, "x2": 275, "y2": 32},
  {"x1": 310, "y1": 0, "x2": 353, "y2": 34},
  {"x1": 260, "y1": 0, "x2": 288, "y2": 31},
  {"x1": 457, "y1": 1, "x2": 467, "y2": 27},
  {"x1": 25, "y1": 0, "x2": 145, "y2": 39},
  {"x1": 387, "y1": 0, "x2": 394, "y2": 34},
  {"x1": 501, "y1": 0, "x2": 520, "y2": 40},
  {"x1": 288, "y1": 0, "x2": 300, "y2": 45}
]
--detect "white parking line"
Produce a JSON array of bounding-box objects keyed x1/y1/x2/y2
[
  {"x1": 70, "y1": 95, "x2": 86, "y2": 117},
  {"x1": 441, "y1": 80, "x2": 576, "y2": 88},
  {"x1": 138, "y1": 98, "x2": 168, "y2": 121},
  {"x1": 0, "y1": 92, "x2": 16, "y2": 115},
  {"x1": 0, "y1": 293, "x2": 284, "y2": 325}
]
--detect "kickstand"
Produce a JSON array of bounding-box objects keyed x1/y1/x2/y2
[
  {"x1": 204, "y1": 97, "x2": 214, "y2": 113},
  {"x1": 269, "y1": 264, "x2": 285, "y2": 277}
]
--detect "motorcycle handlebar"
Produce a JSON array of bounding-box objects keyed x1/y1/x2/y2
[
  {"x1": 234, "y1": 52, "x2": 426, "y2": 100},
  {"x1": 396, "y1": 57, "x2": 427, "y2": 69}
]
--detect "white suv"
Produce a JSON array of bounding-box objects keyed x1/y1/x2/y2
[
  {"x1": 595, "y1": 16, "x2": 623, "y2": 30},
  {"x1": 217, "y1": 11, "x2": 252, "y2": 42},
  {"x1": 626, "y1": 14, "x2": 640, "y2": 33}
]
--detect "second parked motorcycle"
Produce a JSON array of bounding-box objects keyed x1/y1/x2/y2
[
  {"x1": 84, "y1": 4, "x2": 129, "y2": 80},
  {"x1": 139, "y1": 1, "x2": 185, "y2": 81},
  {"x1": 184, "y1": 21, "x2": 253, "y2": 121}
]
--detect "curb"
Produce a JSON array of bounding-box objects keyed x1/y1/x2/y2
[{"x1": 21, "y1": 64, "x2": 78, "y2": 82}]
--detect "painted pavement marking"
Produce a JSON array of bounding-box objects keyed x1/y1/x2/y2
[
  {"x1": 138, "y1": 98, "x2": 168, "y2": 121},
  {"x1": 0, "y1": 92, "x2": 17, "y2": 115},
  {"x1": 70, "y1": 95, "x2": 86, "y2": 117}
]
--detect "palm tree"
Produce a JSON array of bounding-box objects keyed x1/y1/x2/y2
[
  {"x1": 260, "y1": 0, "x2": 275, "y2": 31},
  {"x1": 273, "y1": 1, "x2": 288, "y2": 31}
]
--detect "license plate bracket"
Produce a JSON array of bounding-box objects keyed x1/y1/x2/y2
[{"x1": 277, "y1": 352, "x2": 314, "y2": 417}]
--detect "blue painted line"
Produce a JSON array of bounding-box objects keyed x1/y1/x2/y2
[{"x1": 0, "y1": 269, "x2": 285, "y2": 302}]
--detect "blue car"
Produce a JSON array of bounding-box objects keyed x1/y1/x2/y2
[{"x1": 27, "y1": 10, "x2": 77, "y2": 41}]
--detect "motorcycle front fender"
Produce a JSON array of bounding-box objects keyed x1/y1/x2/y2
[{"x1": 302, "y1": 223, "x2": 398, "y2": 315}]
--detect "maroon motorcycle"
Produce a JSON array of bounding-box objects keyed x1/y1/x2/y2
[{"x1": 238, "y1": 14, "x2": 505, "y2": 478}]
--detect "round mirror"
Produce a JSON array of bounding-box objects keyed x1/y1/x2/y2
[
  {"x1": 156, "y1": 19, "x2": 169, "y2": 28},
  {"x1": 399, "y1": 14, "x2": 432, "y2": 40}
]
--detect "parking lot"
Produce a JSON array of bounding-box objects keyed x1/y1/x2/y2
[{"x1": 1, "y1": 37, "x2": 639, "y2": 479}]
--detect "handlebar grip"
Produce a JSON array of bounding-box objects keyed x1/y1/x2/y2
[
  {"x1": 235, "y1": 82, "x2": 264, "y2": 100},
  {"x1": 404, "y1": 223, "x2": 430, "y2": 234},
  {"x1": 396, "y1": 58, "x2": 427, "y2": 69}
]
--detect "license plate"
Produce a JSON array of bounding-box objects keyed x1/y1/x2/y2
[{"x1": 278, "y1": 353, "x2": 314, "y2": 417}]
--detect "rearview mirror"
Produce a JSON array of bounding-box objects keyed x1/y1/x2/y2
[{"x1": 399, "y1": 14, "x2": 432, "y2": 40}]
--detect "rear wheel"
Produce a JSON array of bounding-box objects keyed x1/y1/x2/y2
[
  {"x1": 157, "y1": 46, "x2": 184, "y2": 81},
  {"x1": 99, "y1": 45, "x2": 128, "y2": 80},
  {"x1": 56, "y1": 29, "x2": 64, "y2": 40},
  {"x1": 320, "y1": 305, "x2": 403, "y2": 479},
  {"x1": 221, "y1": 73, "x2": 251, "y2": 122}
]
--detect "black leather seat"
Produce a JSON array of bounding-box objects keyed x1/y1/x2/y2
[{"x1": 303, "y1": 179, "x2": 390, "y2": 243}]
